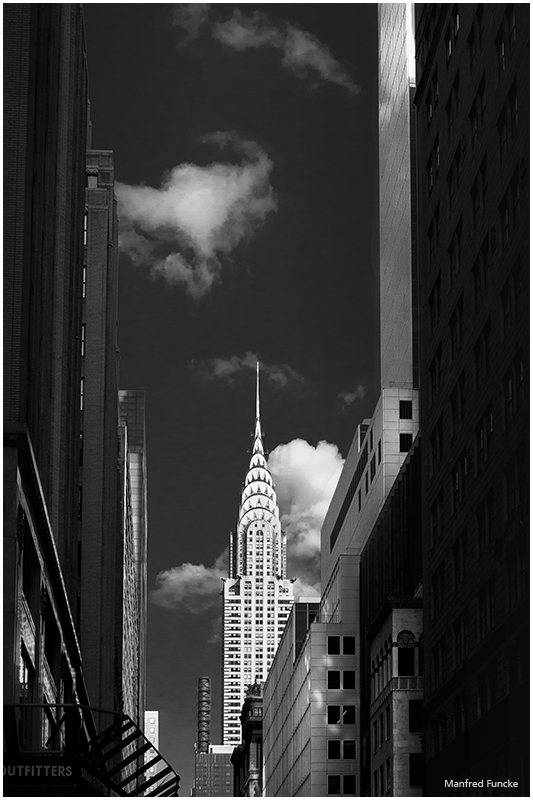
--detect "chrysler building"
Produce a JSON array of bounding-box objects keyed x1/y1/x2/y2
[{"x1": 222, "y1": 364, "x2": 294, "y2": 746}]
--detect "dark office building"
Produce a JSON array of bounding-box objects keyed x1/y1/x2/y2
[
  {"x1": 414, "y1": 4, "x2": 529, "y2": 794},
  {"x1": 3, "y1": 6, "x2": 178, "y2": 795}
]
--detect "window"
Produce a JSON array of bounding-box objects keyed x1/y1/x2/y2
[
  {"x1": 429, "y1": 416, "x2": 443, "y2": 475},
  {"x1": 502, "y1": 351, "x2": 525, "y2": 427},
  {"x1": 328, "y1": 636, "x2": 341, "y2": 655},
  {"x1": 372, "y1": 720, "x2": 378, "y2": 754},
  {"x1": 428, "y1": 204, "x2": 440, "y2": 259},
  {"x1": 385, "y1": 706, "x2": 391, "y2": 740},
  {"x1": 499, "y1": 169, "x2": 521, "y2": 247},
  {"x1": 400, "y1": 433, "x2": 412, "y2": 453},
  {"x1": 328, "y1": 775, "x2": 341, "y2": 795},
  {"x1": 343, "y1": 775, "x2": 356, "y2": 794},
  {"x1": 379, "y1": 713, "x2": 384, "y2": 747},
  {"x1": 470, "y1": 156, "x2": 487, "y2": 226},
  {"x1": 343, "y1": 706, "x2": 356, "y2": 724},
  {"x1": 468, "y1": 5, "x2": 484, "y2": 70},
  {"x1": 504, "y1": 446, "x2": 526, "y2": 520},
  {"x1": 343, "y1": 636, "x2": 356, "y2": 655},
  {"x1": 430, "y1": 346, "x2": 442, "y2": 404},
  {"x1": 501, "y1": 260, "x2": 522, "y2": 337},
  {"x1": 398, "y1": 631, "x2": 415, "y2": 676},
  {"x1": 472, "y1": 237, "x2": 489, "y2": 311},
  {"x1": 498, "y1": 81, "x2": 518, "y2": 160},
  {"x1": 477, "y1": 578, "x2": 495, "y2": 640},
  {"x1": 431, "y1": 565, "x2": 444, "y2": 618},
  {"x1": 449, "y1": 373, "x2": 465, "y2": 439},
  {"x1": 452, "y1": 532, "x2": 466, "y2": 589},
  {"x1": 433, "y1": 638, "x2": 445, "y2": 687},
  {"x1": 328, "y1": 671, "x2": 341, "y2": 690},
  {"x1": 327, "y1": 705, "x2": 355, "y2": 725},
  {"x1": 430, "y1": 490, "x2": 444, "y2": 547},
  {"x1": 409, "y1": 700, "x2": 423, "y2": 732},
  {"x1": 474, "y1": 320, "x2": 490, "y2": 390},
  {"x1": 386, "y1": 759, "x2": 391, "y2": 794},
  {"x1": 475, "y1": 405, "x2": 493, "y2": 473},
  {"x1": 343, "y1": 740, "x2": 356, "y2": 759},
  {"x1": 453, "y1": 613, "x2": 467, "y2": 667},
  {"x1": 429, "y1": 274, "x2": 441, "y2": 333},
  {"x1": 343, "y1": 671, "x2": 356, "y2": 690},
  {"x1": 496, "y1": 6, "x2": 517, "y2": 80},
  {"x1": 448, "y1": 218, "x2": 463, "y2": 281},
  {"x1": 476, "y1": 490, "x2": 494, "y2": 557},
  {"x1": 399, "y1": 400, "x2": 412, "y2": 419},
  {"x1": 426, "y1": 68, "x2": 439, "y2": 128},
  {"x1": 469, "y1": 77, "x2": 486, "y2": 149},
  {"x1": 449, "y1": 294, "x2": 464, "y2": 358},
  {"x1": 328, "y1": 740, "x2": 341, "y2": 759},
  {"x1": 446, "y1": 72, "x2": 460, "y2": 141},
  {"x1": 450, "y1": 450, "x2": 467, "y2": 513},
  {"x1": 409, "y1": 753, "x2": 424, "y2": 787}
]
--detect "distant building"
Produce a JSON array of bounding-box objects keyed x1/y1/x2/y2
[
  {"x1": 193, "y1": 746, "x2": 234, "y2": 797},
  {"x1": 145, "y1": 711, "x2": 164, "y2": 790},
  {"x1": 192, "y1": 677, "x2": 233, "y2": 797},
  {"x1": 232, "y1": 681, "x2": 265, "y2": 797},
  {"x1": 119, "y1": 390, "x2": 149, "y2": 725},
  {"x1": 414, "y1": 4, "x2": 529, "y2": 792},
  {"x1": 222, "y1": 364, "x2": 294, "y2": 746}
]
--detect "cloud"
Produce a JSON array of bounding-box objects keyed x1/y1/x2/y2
[
  {"x1": 172, "y1": 5, "x2": 360, "y2": 95},
  {"x1": 337, "y1": 384, "x2": 366, "y2": 412},
  {"x1": 116, "y1": 132, "x2": 277, "y2": 297},
  {"x1": 268, "y1": 439, "x2": 344, "y2": 590},
  {"x1": 172, "y1": 3, "x2": 210, "y2": 48},
  {"x1": 191, "y1": 352, "x2": 304, "y2": 388},
  {"x1": 150, "y1": 550, "x2": 228, "y2": 613},
  {"x1": 213, "y1": 11, "x2": 360, "y2": 95}
]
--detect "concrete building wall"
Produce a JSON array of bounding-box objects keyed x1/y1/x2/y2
[
  {"x1": 264, "y1": 569, "x2": 359, "y2": 797},
  {"x1": 378, "y1": 3, "x2": 416, "y2": 389}
]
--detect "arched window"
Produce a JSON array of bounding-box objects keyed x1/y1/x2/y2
[{"x1": 397, "y1": 630, "x2": 416, "y2": 676}]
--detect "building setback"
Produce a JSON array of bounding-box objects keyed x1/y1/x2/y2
[
  {"x1": 222, "y1": 364, "x2": 294, "y2": 747},
  {"x1": 414, "y1": 3, "x2": 529, "y2": 793}
]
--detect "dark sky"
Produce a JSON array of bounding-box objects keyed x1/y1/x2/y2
[{"x1": 84, "y1": 4, "x2": 378, "y2": 793}]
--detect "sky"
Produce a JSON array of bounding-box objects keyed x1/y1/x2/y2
[{"x1": 83, "y1": 4, "x2": 378, "y2": 793}]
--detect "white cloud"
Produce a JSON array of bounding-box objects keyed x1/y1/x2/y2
[
  {"x1": 192, "y1": 352, "x2": 304, "y2": 388},
  {"x1": 116, "y1": 132, "x2": 277, "y2": 297},
  {"x1": 337, "y1": 384, "x2": 366, "y2": 411},
  {"x1": 213, "y1": 10, "x2": 360, "y2": 95},
  {"x1": 268, "y1": 439, "x2": 344, "y2": 589},
  {"x1": 150, "y1": 550, "x2": 228, "y2": 613}
]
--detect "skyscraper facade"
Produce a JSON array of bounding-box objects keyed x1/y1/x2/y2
[
  {"x1": 119, "y1": 389, "x2": 149, "y2": 725},
  {"x1": 222, "y1": 365, "x2": 294, "y2": 746},
  {"x1": 414, "y1": 4, "x2": 529, "y2": 792},
  {"x1": 79, "y1": 148, "x2": 121, "y2": 722},
  {"x1": 264, "y1": 5, "x2": 419, "y2": 795}
]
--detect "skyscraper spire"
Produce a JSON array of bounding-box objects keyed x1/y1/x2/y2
[{"x1": 222, "y1": 362, "x2": 294, "y2": 745}]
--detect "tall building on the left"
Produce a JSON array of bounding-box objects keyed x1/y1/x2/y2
[{"x1": 3, "y1": 5, "x2": 179, "y2": 795}]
